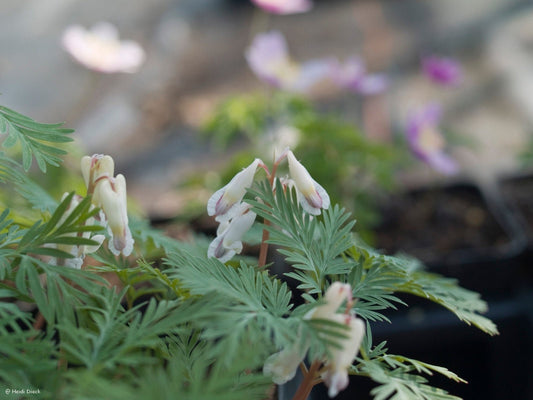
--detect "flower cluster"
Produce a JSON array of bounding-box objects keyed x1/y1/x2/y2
[
  {"x1": 246, "y1": 31, "x2": 387, "y2": 96},
  {"x1": 207, "y1": 149, "x2": 329, "y2": 262},
  {"x1": 62, "y1": 22, "x2": 145, "y2": 73},
  {"x1": 81, "y1": 154, "x2": 134, "y2": 256},
  {"x1": 264, "y1": 282, "x2": 365, "y2": 398}
]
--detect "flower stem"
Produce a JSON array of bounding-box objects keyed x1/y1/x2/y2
[
  {"x1": 292, "y1": 360, "x2": 321, "y2": 400},
  {"x1": 258, "y1": 219, "x2": 271, "y2": 268},
  {"x1": 257, "y1": 158, "x2": 280, "y2": 268}
]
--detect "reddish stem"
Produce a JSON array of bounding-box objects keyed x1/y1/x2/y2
[
  {"x1": 292, "y1": 360, "x2": 321, "y2": 400},
  {"x1": 257, "y1": 159, "x2": 279, "y2": 268}
]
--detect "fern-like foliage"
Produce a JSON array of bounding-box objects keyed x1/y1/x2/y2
[
  {"x1": 243, "y1": 179, "x2": 498, "y2": 399},
  {"x1": 0, "y1": 105, "x2": 73, "y2": 172}
]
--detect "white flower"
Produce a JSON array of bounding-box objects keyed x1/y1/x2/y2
[
  {"x1": 62, "y1": 22, "x2": 145, "y2": 73},
  {"x1": 263, "y1": 346, "x2": 307, "y2": 384},
  {"x1": 81, "y1": 154, "x2": 115, "y2": 192},
  {"x1": 307, "y1": 282, "x2": 353, "y2": 320},
  {"x1": 208, "y1": 204, "x2": 256, "y2": 262},
  {"x1": 207, "y1": 159, "x2": 262, "y2": 222},
  {"x1": 93, "y1": 174, "x2": 133, "y2": 256},
  {"x1": 50, "y1": 193, "x2": 105, "y2": 269},
  {"x1": 305, "y1": 282, "x2": 364, "y2": 398},
  {"x1": 251, "y1": 0, "x2": 312, "y2": 15},
  {"x1": 286, "y1": 150, "x2": 330, "y2": 215},
  {"x1": 321, "y1": 314, "x2": 365, "y2": 398}
]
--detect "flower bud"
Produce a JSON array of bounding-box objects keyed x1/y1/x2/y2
[
  {"x1": 207, "y1": 158, "x2": 262, "y2": 222},
  {"x1": 81, "y1": 154, "x2": 115, "y2": 193},
  {"x1": 287, "y1": 151, "x2": 330, "y2": 215}
]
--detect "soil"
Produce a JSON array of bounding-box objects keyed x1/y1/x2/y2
[
  {"x1": 500, "y1": 174, "x2": 533, "y2": 241},
  {"x1": 374, "y1": 184, "x2": 513, "y2": 266}
]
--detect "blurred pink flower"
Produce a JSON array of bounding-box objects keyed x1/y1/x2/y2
[
  {"x1": 245, "y1": 31, "x2": 331, "y2": 93},
  {"x1": 422, "y1": 56, "x2": 462, "y2": 86},
  {"x1": 62, "y1": 22, "x2": 145, "y2": 73},
  {"x1": 406, "y1": 104, "x2": 459, "y2": 175},
  {"x1": 331, "y1": 56, "x2": 388, "y2": 95},
  {"x1": 251, "y1": 0, "x2": 312, "y2": 15}
]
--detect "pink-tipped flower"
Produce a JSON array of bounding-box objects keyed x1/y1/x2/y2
[
  {"x1": 93, "y1": 174, "x2": 134, "y2": 256},
  {"x1": 286, "y1": 150, "x2": 330, "y2": 215},
  {"x1": 208, "y1": 204, "x2": 257, "y2": 263},
  {"x1": 51, "y1": 193, "x2": 105, "y2": 269},
  {"x1": 207, "y1": 158, "x2": 262, "y2": 222},
  {"x1": 245, "y1": 31, "x2": 331, "y2": 93},
  {"x1": 406, "y1": 104, "x2": 459, "y2": 175},
  {"x1": 331, "y1": 57, "x2": 388, "y2": 95},
  {"x1": 62, "y1": 22, "x2": 145, "y2": 73},
  {"x1": 422, "y1": 56, "x2": 462, "y2": 87},
  {"x1": 251, "y1": 0, "x2": 312, "y2": 15},
  {"x1": 321, "y1": 314, "x2": 365, "y2": 398}
]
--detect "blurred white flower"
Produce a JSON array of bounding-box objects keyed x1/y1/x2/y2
[
  {"x1": 62, "y1": 22, "x2": 145, "y2": 73},
  {"x1": 251, "y1": 0, "x2": 312, "y2": 15},
  {"x1": 321, "y1": 314, "x2": 365, "y2": 398}
]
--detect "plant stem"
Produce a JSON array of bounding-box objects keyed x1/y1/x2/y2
[
  {"x1": 258, "y1": 219, "x2": 271, "y2": 268},
  {"x1": 257, "y1": 158, "x2": 279, "y2": 268},
  {"x1": 292, "y1": 360, "x2": 321, "y2": 400}
]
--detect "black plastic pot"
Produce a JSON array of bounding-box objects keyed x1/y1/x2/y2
[
  {"x1": 499, "y1": 172, "x2": 533, "y2": 246},
  {"x1": 373, "y1": 182, "x2": 528, "y2": 296}
]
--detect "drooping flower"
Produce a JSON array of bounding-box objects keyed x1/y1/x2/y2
[
  {"x1": 82, "y1": 154, "x2": 134, "y2": 256},
  {"x1": 263, "y1": 346, "x2": 308, "y2": 384},
  {"x1": 405, "y1": 104, "x2": 459, "y2": 175},
  {"x1": 308, "y1": 282, "x2": 364, "y2": 398},
  {"x1": 81, "y1": 154, "x2": 115, "y2": 193},
  {"x1": 207, "y1": 158, "x2": 262, "y2": 222},
  {"x1": 62, "y1": 22, "x2": 145, "y2": 73},
  {"x1": 321, "y1": 314, "x2": 365, "y2": 398},
  {"x1": 93, "y1": 174, "x2": 134, "y2": 256},
  {"x1": 50, "y1": 193, "x2": 105, "y2": 269},
  {"x1": 208, "y1": 204, "x2": 256, "y2": 263},
  {"x1": 331, "y1": 56, "x2": 388, "y2": 95},
  {"x1": 422, "y1": 56, "x2": 462, "y2": 87},
  {"x1": 245, "y1": 31, "x2": 331, "y2": 93},
  {"x1": 286, "y1": 150, "x2": 330, "y2": 215},
  {"x1": 251, "y1": 0, "x2": 312, "y2": 15}
]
